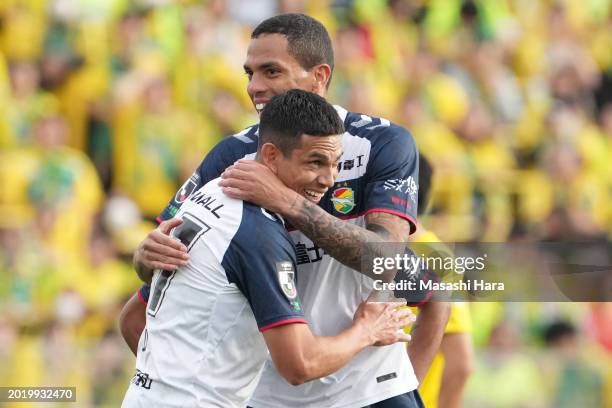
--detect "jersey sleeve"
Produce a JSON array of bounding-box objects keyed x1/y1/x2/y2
[
  {"x1": 363, "y1": 125, "x2": 419, "y2": 234},
  {"x1": 157, "y1": 127, "x2": 258, "y2": 222},
  {"x1": 402, "y1": 269, "x2": 437, "y2": 307},
  {"x1": 138, "y1": 283, "x2": 150, "y2": 305},
  {"x1": 222, "y1": 216, "x2": 307, "y2": 332}
]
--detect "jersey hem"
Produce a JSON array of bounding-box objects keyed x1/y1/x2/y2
[
  {"x1": 406, "y1": 287, "x2": 433, "y2": 307},
  {"x1": 287, "y1": 209, "x2": 415, "y2": 232},
  {"x1": 362, "y1": 208, "x2": 417, "y2": 234},
  {"x1": 334, "y1": 379, "x2": 418, "y2": 408},
  {"x1": 249, "y1": 379, "x2": 418, "y2": 408},
  {"x1": 137, "y1": 289, "x2": 148, "y2": 306},
  {"x1": 259, "y1": 318, "x2": 308, "y2": 332}
]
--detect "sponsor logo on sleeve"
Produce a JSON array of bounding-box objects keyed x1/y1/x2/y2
[
  {"x1": 168, "y1": 205, "x2": 179, "y2": 217},
  {"x1": 277, "y1": 261, "x2": 297, "y2": 300},
  {"x1": 290, "y1": 299, "x2": 302, "y2": 312},
  {"x1": 383, "y1": 176, "x2": 418, "y2": 203},
  {"x1": 331, "y1": 187, "x2": 355, "y2": 214}
]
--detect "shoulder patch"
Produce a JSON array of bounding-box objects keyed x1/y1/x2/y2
[
  {"x1": 277, "y1": 261, "x2": 297, "y2": 300},
  {"x1": 175, "y1": 173, "x2": 200, "y2": 204}
]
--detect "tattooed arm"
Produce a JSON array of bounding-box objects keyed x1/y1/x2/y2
[
  {"x1": 220, "y1": 160, "x2": 410, "y2": 280},
  {"x1": 286, "y1": 193, "x2": 410, "y2": 277},
  {"x1": 286, "y1": 193, "x2": 449, "y2": 382},
  {"x1": 220, "y1": 160, "x2": 449, "y2": 380}
]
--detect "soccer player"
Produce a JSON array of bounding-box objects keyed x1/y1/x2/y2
[
  {"x1": 121, "y1": 90, "x2": 414, "y2": 408},
  {"x1": 120, "y1": 13, "x2": 450, "y2": 407}
]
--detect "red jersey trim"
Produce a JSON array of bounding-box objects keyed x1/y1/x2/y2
[
  {"x1": 259, "y1": 318, "x2": 308, "y2": 332},
  {"x1": 137, "y1": 289, "x2": 148, "y2": 306},
  {"x1": 407, "y1": 288, "x2": 434, "y2": 307},
  {"x1": 362, "y1": 208, "x2": 417, "y2": 234},
  {"x1": 287, "y1": 209, "x2": 416, "y2": 233}
]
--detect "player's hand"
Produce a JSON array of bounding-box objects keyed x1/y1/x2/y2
[
  {"x1": 219, "y1": 160, "x2": 299, "y2": 215},
  {"x1": 134, "y1": 218, "x2": 189, "y2": 273},
  {"x1": 353, "y1": 301, "x2": 415, "y2": 347}
]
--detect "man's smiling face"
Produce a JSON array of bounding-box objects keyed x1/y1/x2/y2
[
  {"x1": 271, "y1": 133, "x2": 342, "y2": 204},
  {"x1": 244, "y1": 33, "x2": 320, "y2": 115}
]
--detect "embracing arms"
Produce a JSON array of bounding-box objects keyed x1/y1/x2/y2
[
  {"x1": 264, "y1": 302, "x2": 413, "y2": 385},
  {"x1": 219, "y1": 160, "x2": 449, "y2": 382}
]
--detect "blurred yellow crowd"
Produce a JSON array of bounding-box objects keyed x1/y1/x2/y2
[{"x1": 0, "y1": 0, "x2": 611, "y2": 406}]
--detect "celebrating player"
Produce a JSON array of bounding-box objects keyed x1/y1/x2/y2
[
  {"x1": 120, "y1": 13, "x2": 450, "y2": 408},
  {"x1": 121, "y1": 90, "x2": 414, "y2": 408}
]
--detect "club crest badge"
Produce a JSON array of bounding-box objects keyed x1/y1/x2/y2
[
  {"x1": 277, "y1": 261, "x2": 297, "y2": 300},
  {"x1": 331, "y1": 187, "x2": 355, "y2": 214}
]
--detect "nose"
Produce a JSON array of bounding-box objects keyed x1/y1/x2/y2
[
  {"x1": 318, "y1": 164, "x2": 337, "y2": 189},
  {"x1": 247, "y1": 72, "x2": 266, "y2": 98}
]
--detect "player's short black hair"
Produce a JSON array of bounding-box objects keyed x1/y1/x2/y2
[
  {"x1": 259, "y1": 89, "x2": 344, "y2": 156},
  {"x1": 417, "y1": 154, "x2": 433, "y2": 216},
  {"x1": 252, "y1": 13, "x2": 334, "y2": 88}
]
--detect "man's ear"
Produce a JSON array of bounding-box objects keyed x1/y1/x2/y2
[
  {"x1": 260, "y1": 143, "x2": 281, "y2": 174},
  {"x1": 311, "y1": 64, "x2": 332, "y2": 94}
]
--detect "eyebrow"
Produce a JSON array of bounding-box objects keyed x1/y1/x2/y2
[
  {"x1": 243, "y1": 62, "x2": 281, "y2": 73},
  {"x1": 308, "y1": 151, "x2": 344, "y2": 162}
]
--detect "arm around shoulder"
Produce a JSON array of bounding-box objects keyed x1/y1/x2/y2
[{"x1": 261, "y1": 302, "x2": 414, "y2": 385}]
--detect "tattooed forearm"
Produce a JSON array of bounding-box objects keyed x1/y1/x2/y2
[
  {"x1": 290, "y1": 199, "x2": 381, "y2": 273},
  {"x1": 364, "y1": 222, "x2": 394, "y2": 240},
  {"x1": 287, "y1": 198, "x2": 411, "y2": 279}
]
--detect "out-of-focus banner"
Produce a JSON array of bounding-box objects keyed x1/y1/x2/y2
[{"x1": 362, "y1": 241, "x2": 612, "y2": 302}]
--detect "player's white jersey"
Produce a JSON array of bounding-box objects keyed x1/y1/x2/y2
[
  {"x1": 147, "y1": 106, "x2": 422, "y2": 407},
  {"x1": 250, "y1": 108, "x2": 420, "y2": 407},
  {"x1": 122, "y1": 178, "x2": 305, "y2": 408},
  {"x1": 252, "y1": 228, "x2": 419, "y2": 407}
]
